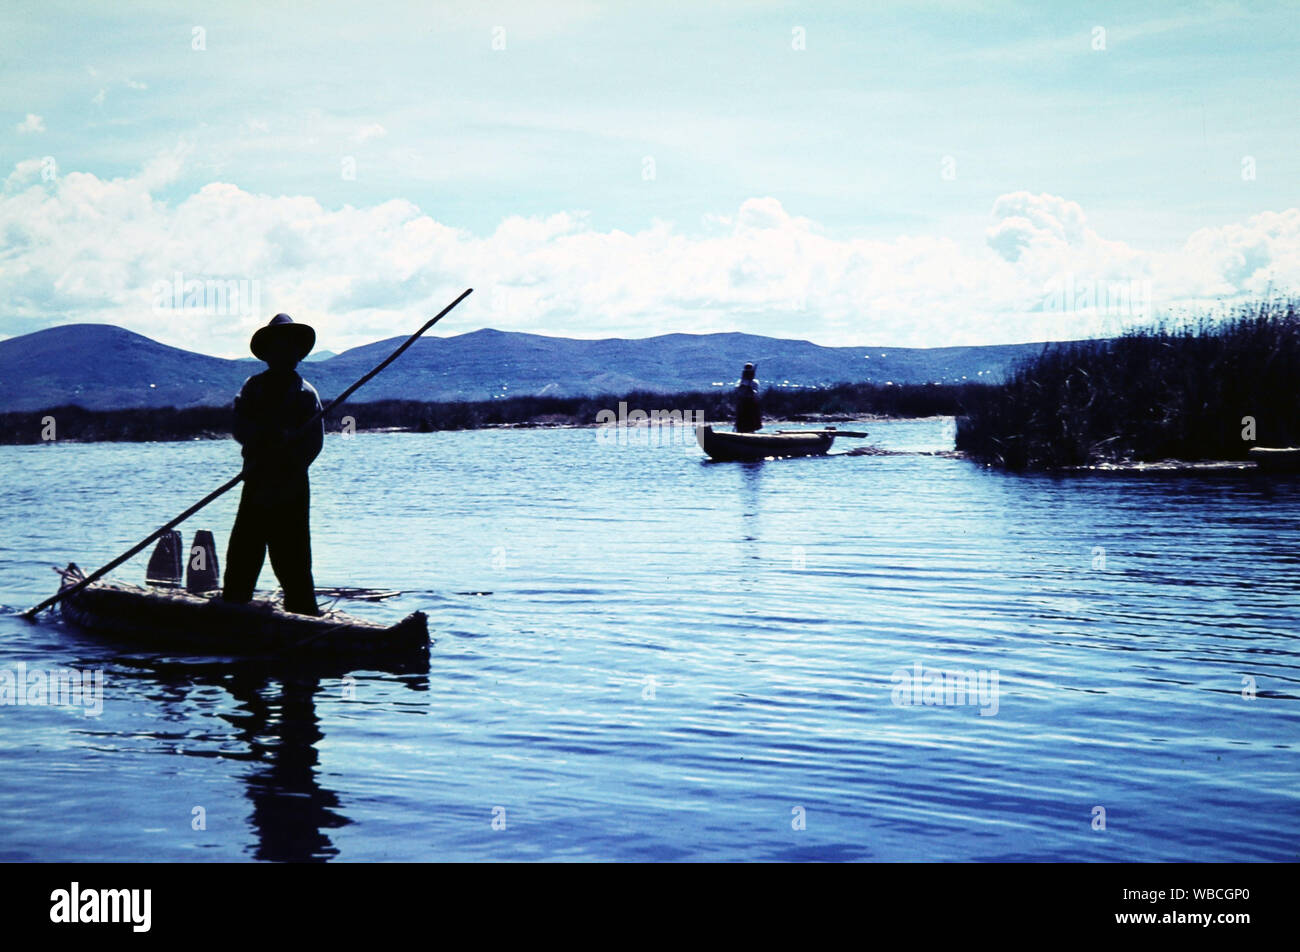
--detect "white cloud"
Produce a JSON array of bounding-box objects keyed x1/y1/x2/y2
[
  {"x1": 91, "y1": 88, "x2": 106, "y2": 106},
  {"x1": 124, "y1": 78, "x2": 148, "y2": 90},
  {"x1": 16, "y1": 113, "x2": 45, "y2": 134},
  {"x1": 1164, "y1": 209, "x2": 1300, "y2": 300},
  {"x1": 3, "y1": 157, "x2": 47, "y2": 190},
  {"x1": 351, "y1": 123, "x2": 387, "y2": 144},
  {"x1": 1, "y1": 151, "x2": 1298, "y2": 355},
  {"x1": 986, "y1": 192, "x2": 1090, "y2": 262}
]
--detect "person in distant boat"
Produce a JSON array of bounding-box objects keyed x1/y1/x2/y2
[
  {"x1": 734, "y1": 362, "x2": 763, "y2": 433},
  {"x1": 222, "y1": 314, "x2": 324, "y2": 616}
]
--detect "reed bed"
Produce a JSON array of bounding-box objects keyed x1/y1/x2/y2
[{"x1": 954, "y1": 299, "x2": 1300, "y2": 469}]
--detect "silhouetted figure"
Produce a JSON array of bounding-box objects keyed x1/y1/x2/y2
[
  {"x1": 222, "y1": 314, "x2": 323, "y2": 616},
  {"x1": 735, "y1": 362, "x2": 763, "y2": 433}
]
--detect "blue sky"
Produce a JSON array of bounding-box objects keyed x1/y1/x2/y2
[{"x1": 3, "y1": 0, "x2": 1298, "y2": 354}]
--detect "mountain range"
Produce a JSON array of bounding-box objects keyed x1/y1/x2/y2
[{"x1": 0, "y1": 323, "x2": 1055, "y2": 413}]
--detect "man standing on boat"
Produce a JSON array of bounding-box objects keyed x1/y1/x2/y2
[
  {"x1": 735, "y1": 362, "x2": 763, "y2": 433},
  {"x1": 222, "y1": 313, "x2": 324, "y2": 616}
]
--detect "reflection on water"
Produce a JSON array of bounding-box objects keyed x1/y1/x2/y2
[
  {"x1": 62, "y1": 654, "x2": 430, "y2": 862},
  {"x1": 0, "y1": 418, "x2": 1297, "y2": 861},
  {"x1": 232, "y1": 674, "x2": 346, "y2": 863}
]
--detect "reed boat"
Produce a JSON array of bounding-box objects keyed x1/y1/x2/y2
[
  {"x1": 55, "y1": 564, "x2": 429, "y2": 662},
  {"x1": 697, "y1": 424, "x2": 841, "y2": 461},
  {"x1": 1248, "y1": 447, "x2": 1300, "y2": 472}
]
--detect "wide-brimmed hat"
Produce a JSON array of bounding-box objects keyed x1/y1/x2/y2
[{"x1": 250, "y1": 313, "x2": 315, "y2": 363}]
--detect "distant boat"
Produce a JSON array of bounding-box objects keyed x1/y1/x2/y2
[
  {"x1": 1248, "y1": 447, "x2": 1300, "y2": 472},
  {"x1": 697, "y1": 424, "x2": 838, "y2": 462},
  {"x1": 55, "y1": 564, "x2": 428, "y2": 664}
]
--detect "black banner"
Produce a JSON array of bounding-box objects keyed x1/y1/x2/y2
[{"x1": 6, "y1": 862, "x2": 1290, "y2": 939}]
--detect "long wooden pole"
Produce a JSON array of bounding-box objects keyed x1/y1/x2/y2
[
  {"x1": 772, "y1": 429, "x2": 870, "y2": 437},
  {"x1": 21, "y1": 287, "x2": 473, "y2": 619}
]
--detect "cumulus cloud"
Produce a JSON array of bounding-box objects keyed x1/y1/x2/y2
[
  {"x1": 351, "y1": 123, "x2": 387, "y2": 143},
  {"x1": 986, "y1": 192, "x2": 1086, "y2": 263},
  {"x1": 1, "y1": 151, "x2": 1298, "y2": 354},
  {"x1": 985, "y1": 191, "x2": 1142, "y2": 271},
  {"x1": 15, "y1": 113, "x2": 45, "y2": 134},
  {"x1": 1168, "y1": 209, "x2": 1300, "y2": 299}
]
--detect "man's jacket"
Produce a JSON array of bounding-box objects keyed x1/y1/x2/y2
[{"x1": 231, "y1": 369, "x2": 324, "y2": 500}]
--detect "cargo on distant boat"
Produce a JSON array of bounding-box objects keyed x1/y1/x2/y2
[{"x1": 1248, "y1": 447, "x2": 1300, "y2": 472}]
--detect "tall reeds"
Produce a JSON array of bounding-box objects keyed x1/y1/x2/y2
[{"x1": 954, "y1": 299, "x2": 1300, "y2": 469}]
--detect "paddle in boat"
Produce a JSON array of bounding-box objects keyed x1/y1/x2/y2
[
  {"x1": 55, "y1": 563, "x2": 430, "y2": 662},
  {"x1": 697, "y1": 424, "x2": 856, "y2": 462},
  {"x1": 1248, "y1": 446, "x2": 1300, "y2": 472}
]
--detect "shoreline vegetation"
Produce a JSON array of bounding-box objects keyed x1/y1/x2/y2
[
  {"x1": 955, "y1": 299, "x2": 1300, "y2": 470},
  {"x1": 0, "y1": 380, "x2": 983, "y2": 446},
  {"x1": 6, "y1": 298, "x2": 1296, "y2": 473}
]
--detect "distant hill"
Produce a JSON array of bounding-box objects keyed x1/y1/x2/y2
[
  {"x1": 0, "y1": 325, "x2": 251, "y2": 412},
  {"x1": 0, "y1": 323, "x2": 1056, "y2": 412}
]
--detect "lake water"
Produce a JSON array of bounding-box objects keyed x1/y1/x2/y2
[{"x1": 0, "y1": 418, "x2": 1296, "y2": 861}]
